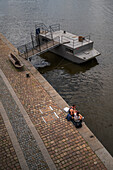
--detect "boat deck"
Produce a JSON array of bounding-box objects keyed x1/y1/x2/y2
[
  {"x1": 41, "y1": 30, "x2": 92, "y2": 49},
  {"x1": 75, "y1": 49, "x2": 100, "y2": 60},
  {"x1": 17, "y1": 23, "x2": 100, "y2": 63}
]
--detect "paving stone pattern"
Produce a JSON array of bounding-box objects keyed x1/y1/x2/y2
[
  {"x1": 0, "y1": 75, "x2": 49, "y2": 170},
  {"x1": 0, "y1": 114, "x2": 21, "y2": 170},
  {"x1": 0, "y1": 36, "x2": 107, "y2": 169}
]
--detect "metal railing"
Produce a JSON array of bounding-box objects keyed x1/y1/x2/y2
[
  {"x1": 35, "y1": 23, "x2": 49, "y2": 35},
  {"x1": 17, "y1": 34, "x2": 60, "y2": 59},
  {"x1": 53, "y1": 36, "x2": 60, "y2": 45},
  {"x1": 61, "y1": 35, "x2": 76, "y2": 48},
  {"x1": 35, "y1": 23, "x2": 60, "y2": 40},
  {"x1": 84, "y1": 35, "x2": 90, "y2": 42},
  {"x1": 61, "y1": 34, "x2": 91, "y2": 48},
  {"x1": 49, "y1": 24, "x2": 60, "y2": 32}
]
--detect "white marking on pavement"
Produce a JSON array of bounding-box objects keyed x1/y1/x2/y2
[
  {"x1": 49, "y1": 106, "x2": 53, "y2": 110},
  {"x1": 54, "y1": 112, "x2": 59, "y2": 118},
  {"x1": 42, "y1": 116, "x2": 46, "y2": 123},
  {"x1": 39, "y1": 109, "x2": 43, "y2": 114}
]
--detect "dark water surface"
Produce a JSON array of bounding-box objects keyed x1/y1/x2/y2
[{"x1": 0, "y1": 0, "x2": 113, "y2": 156}]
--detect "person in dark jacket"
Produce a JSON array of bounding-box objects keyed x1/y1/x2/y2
[
  {"x1": 66, "y1": 107, "x2": 77, "y2": 126},
  {"x1": 66, "y1": 112, "x2": 74, "y2": 121}
]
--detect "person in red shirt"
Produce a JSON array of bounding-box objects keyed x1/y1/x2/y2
[{"x1": 69, "y1": 105, "x2": 77, "y2": 115}]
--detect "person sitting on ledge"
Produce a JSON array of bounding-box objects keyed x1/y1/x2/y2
[
  {"x1": 74, "y1": 111, "x2": 84, "y2": 128},
  {"x1": 66, "y1": 109, "x2": 74, "y2": 121},
  {"x1": 74, "y1": 111, "x2": 84, "y2": 122},
  {"x1": 66, "y1": 105, "x2": 77, "y2": 126},
  {"x1": 69, "y1": 105, "x2": 77, "y2": 115}
]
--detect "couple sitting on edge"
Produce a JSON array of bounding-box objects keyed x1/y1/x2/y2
[{"x1": 66, "y1": 105, "x2": 84, "y2": 128}]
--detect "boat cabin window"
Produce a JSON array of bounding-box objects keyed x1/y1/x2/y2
[{"x1": 66, "y1": 48, "x2": 73, "y2": 54}]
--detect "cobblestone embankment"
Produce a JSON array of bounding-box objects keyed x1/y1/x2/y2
[{"x1": 0, "y1": 33, "x2": 112, "y2": 170}]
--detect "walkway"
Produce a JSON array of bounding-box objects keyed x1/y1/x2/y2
[
  {"x1": 0, "y1": 70, "x2": 53, "y2": 169},
  {"x1": 0, "y1": 33, "x2": 112, "y2": 170}
]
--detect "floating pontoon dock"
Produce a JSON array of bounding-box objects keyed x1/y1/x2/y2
[{"x1": 18, "y1": 23, "x2": 100, "y2": 64}]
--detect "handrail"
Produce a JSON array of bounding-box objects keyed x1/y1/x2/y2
[
  {"x1": 49, "y1": 24, "x2": 60, "y2": 32},
  {"x1": 35, "y1": 23, "x2": 49, "y2": 35},
  {"x1": 61, "y1": 34, "x2": 91, "y2": 48},
  {"x1": 61, "y1": 35, "x2": 76, "y2": 48},
  {"x1": 84, "y1": 35, "x2": 90, "y2": 41},
  {"x1": 61, "y1": 35, "x2": 78, "y2": 41},
  {"x1": 18, "y1": 34, "x2": 61, "y2": 58},
  {"x1": 53, "y1": 36, "x2": 60, "y2": 43},
  {"x1": 35, "y1": 23, "x2": 48, "y2": 30}
]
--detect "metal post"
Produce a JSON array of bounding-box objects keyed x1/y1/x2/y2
[
  {"x1": 25, "y1": 45, "x2": 28, "y2": 60},
  {"x1": 50, "y1": 27, "x2": 54, "y2": 46},
  {"x1": 61, "y1": 36, "x2": 63, "y2": 44},
  {"x1": 38, "y1": 34, "x2": 41, "y2": 51},
  {"x1": 58, "y1": 24, "x2": 60, "y2": 31},
  {"x1": 31, "y1": 33, "x2": 34, "y2": 49},
  {"x1": 53, "y1": 39, "x2": 54, "y2": 45},
  {"x1": 50, "y1": 26, "x2": 53, "y2": 40},
  {"x1": 36, "y1": 34, "x2": 41, "y2": 52},
  {"x1": 89, "y1": 35, "x2": 90, "y2": 41},
  {"x1": 31, "y1": 33, "x2": 34, "y2": 55},
  {"x1": 46, "y1": 39, "x2": 48, "y2": 49}
]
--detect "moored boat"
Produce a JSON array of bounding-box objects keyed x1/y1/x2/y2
[{"x1": 36, "y1": 23, "x2": 101, "y2": 64}]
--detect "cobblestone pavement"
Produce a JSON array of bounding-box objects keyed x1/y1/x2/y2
[
  {"x1": 0, "y1": 34, "x2": 107, "y2": 169},
  {"x1": 0, "y1": 114, "x2": 21, "y2": 170},
  {"x1": 0, "y1": 75, "x2": 49, "y2": 170}
]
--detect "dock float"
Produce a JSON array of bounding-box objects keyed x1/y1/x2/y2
[{"x1": 18, "y1": 23, "x2": 100, "y2": 64}]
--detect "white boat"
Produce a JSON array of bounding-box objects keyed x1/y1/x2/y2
[{"x1": 36, "y1": 23, "x2": 100, "y2": 64}]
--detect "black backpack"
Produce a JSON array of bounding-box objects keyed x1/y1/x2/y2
[{"x1": 75, "y1": 121, "x2": 82, "y2": 128}]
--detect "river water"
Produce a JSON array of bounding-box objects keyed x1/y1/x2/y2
[{"x1": 0, "y1": 0, "x2": 113, "y2": 156}]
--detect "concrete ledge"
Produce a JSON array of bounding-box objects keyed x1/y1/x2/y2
[
  {"x1": 95, "y1": 148, "x2": 113, "y2": 170},
  {"x1": 78, "y1": 123, "x2": 103, "y2": 151}
]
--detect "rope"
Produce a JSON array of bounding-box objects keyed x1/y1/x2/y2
[{"x1": 54, "y1": 58, "x2": 65, "y2": 69}]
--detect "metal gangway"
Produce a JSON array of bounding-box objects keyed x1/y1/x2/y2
[{"x1": 17, "y1": 23, "x2": 61, "y2": 60}]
